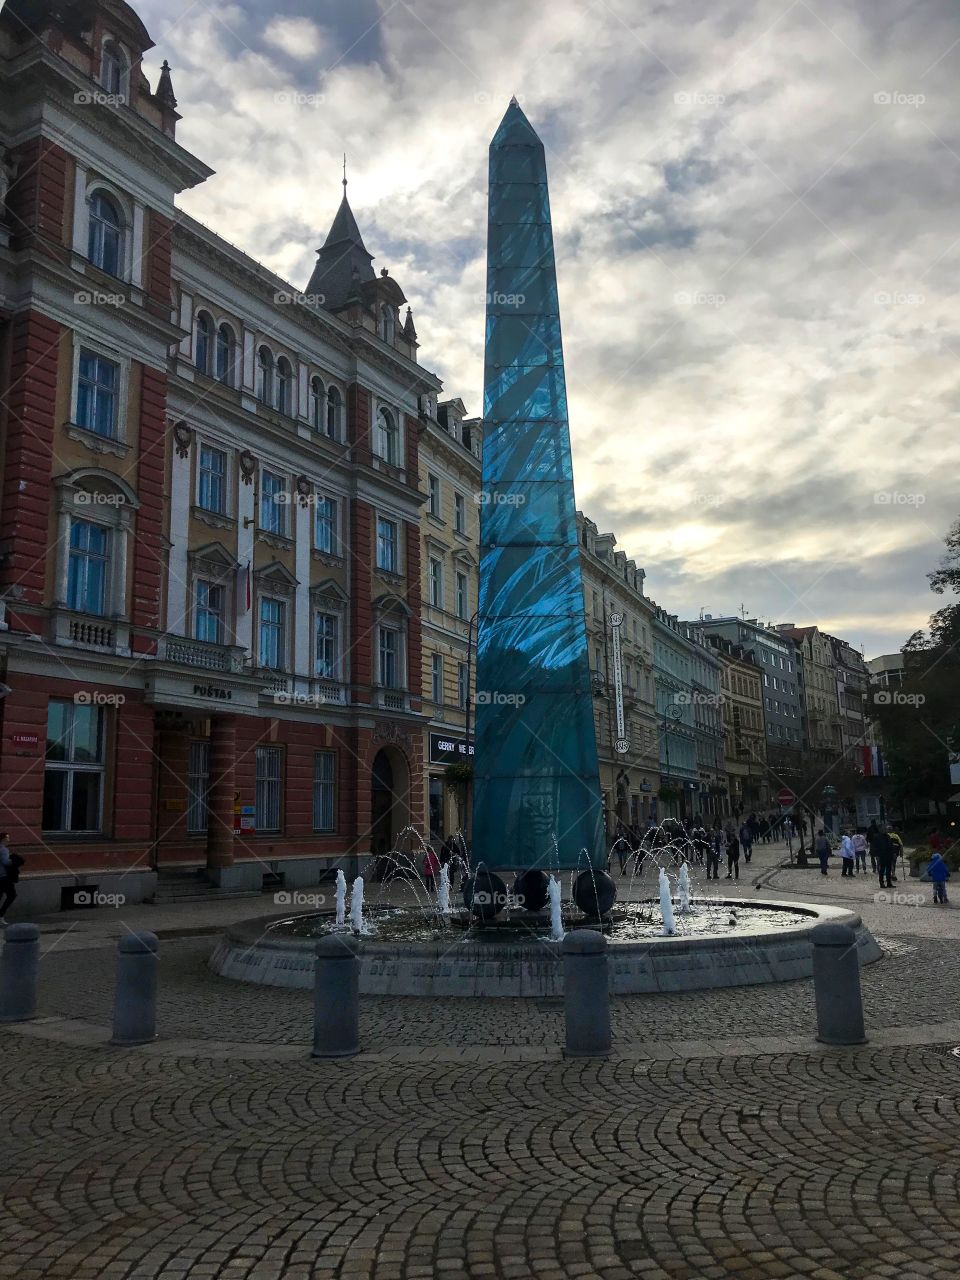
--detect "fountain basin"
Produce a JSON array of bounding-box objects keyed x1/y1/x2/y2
[{"x1": 209, "y1": 898, "x2": 881, "y2": 997}]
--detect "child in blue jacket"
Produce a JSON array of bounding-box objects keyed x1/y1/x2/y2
[{"x1": 928, "y1": 852, "x2": 950, "y2": 904}]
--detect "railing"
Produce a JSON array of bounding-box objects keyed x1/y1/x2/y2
[
  {"x1": 70, "y1": 618, "x2": 114, "y2": 648},
  {"x1": 375, "y1": 688, "x2": 407, "y2": 711},
  {"x1": 313, "y1": 679, "x2": 347, "y2": 705},
  {"x1": 159, "y1": 636, "x2": 245, "y2": 673}
]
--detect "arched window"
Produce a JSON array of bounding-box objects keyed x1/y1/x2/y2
[
  {"x1": 257, "y1": 346, "x2": 274, "y2": 404},
  {"x1": 310, "y1": 376, "x2": 325, "y2": 431},
  {"x1": 100, "y1": 40, "x2": 127, "y2": 97},
  {"x1": 87, "y1": 191, "x2": 123, "y2": 276},
  {"x1": 378, "y1": 304, "x2": 395, "y2": 344},
  {"x1": 215, "y1": 324, "x2": 236, "y2": 385},
  {"x1": 375, "y1": 406, "x2": 399, "y2": 465},
  {"x1": 326, "y1": 385, "x2": 342, "y2": 439},
  {"x1": 276, "y1": 357, "x2": 294, "y2": 416},
  {"x1": 194, "y1": 312, "x2": 213, "y2": 375}
]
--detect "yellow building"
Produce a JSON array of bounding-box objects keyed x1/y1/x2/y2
[{"x1": 417, "y1": 398, "x2": 482, "y2": 842}]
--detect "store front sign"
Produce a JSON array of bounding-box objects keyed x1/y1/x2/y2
[{"x1": 429, "y1": 733, "x2": 475, "y2": 765}]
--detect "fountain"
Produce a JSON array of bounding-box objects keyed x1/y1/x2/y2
[
  {"x1": 548, "y1": 875, "x2": 564, "y2": 942},
  {"x1": 349, "y1": 877, "x2": 365, "y2": 935},
  {"x1": 678, "y1": 863, "x2": 692, "y2": 914},
  {"x1": 659, "y1": 868, "x2": 676, "y2": 937},
  {"x1": 334, "y1": 869, "x2": 347, "y2": 928},
  {"x1": 437, "y1": 865, "x2": 452, "y2": 917}
]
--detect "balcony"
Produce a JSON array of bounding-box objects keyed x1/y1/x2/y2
[
  {"x1": 50, "y1": 608, "x2": 130, "y2": 655},
  {"x1": 374, "y1": 687, "x2": 409, "y2": 712},
  {"x1": 159, "y1": 635, "x2": 245, "y2": 673}
]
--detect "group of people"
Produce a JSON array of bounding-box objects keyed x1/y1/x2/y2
[
  {"x1": 421, "y1": 834, "x2": 465, "y2": 892},
  {"x1": 814, "y1": 821, "x2": 904, "y2": 888}
]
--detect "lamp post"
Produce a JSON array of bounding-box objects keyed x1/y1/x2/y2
[{"x1": 461, "y1": 609, "x2": 480, "y2": 843}]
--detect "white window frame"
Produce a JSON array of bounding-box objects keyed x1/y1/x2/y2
[
  {"x1": 257, "y1": 594, "x2": 287, "y2": 670},
  {"x1": 377, "y1": 623, "x2": 405, "y2": 690},
  {"x1": 431, "y1": 653, "x2": 443, "y2": 705},
  {"x1": 376, "y1": 515, "x2": 400, "y2": 574},
  {"x1": 453, "y1": 491, "x2": 466, "y2": 534},
  {"x1": 374, "y1": 404, "x2": 402, "y2": 467},
  {"x1": 427, "y1": 473, "x2": 441, "y2": 518},
  {"x1": 456, "y1": 571, "x2": 468, "y2": 620},
  {"x1": 197, "y1": 442, "x2": 228, "y2": 515},
  {"x1": 314, "y1": 610, "x2": 340, "y2": 679},
  {"x1": 428, "y1": 556, "x2": 443, "y2": 608},
  {"x1": 314, "y1": 494, "x2": 338, "y2": 555},
  {"x1": 215, "y1": 321, "x2": 239, "y2": 387},
  {"x1": 42, "y1": 699, "x2": 105, "y2": 834},
  {"x1": 72, "y1": 340, "x2": 126, "y2": 441},
  {"x1": 260, "y1": 469, "x2": 288, "y2": 536}
]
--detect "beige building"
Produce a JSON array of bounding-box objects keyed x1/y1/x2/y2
[
  {"x1": 778, "y1": 625, "x2": 843, "y2": 766},
  {"x1": 707, "y1": 637, "x2": 768, "y2": 812},
  {"x1": 577, "y1": 515, "x2": 660, "y2": 833},
  {"x1": 418, "y1": 398, "x2": 482, "y2": 843}
]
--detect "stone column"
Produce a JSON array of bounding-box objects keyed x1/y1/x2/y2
[{"x1": 206, "y1": 714, "x2": 236, "y2": 873}]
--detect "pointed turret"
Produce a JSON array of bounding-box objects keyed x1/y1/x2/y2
[
  {"x1": 402, "y1": 306, "x2": 417, "y2": 342},
  {"x1": 156, "y1": 59, "x2": 177, "y2": 110},
  {"x1": 306, "y1": 172, "x2": 375, "y2": 309}
]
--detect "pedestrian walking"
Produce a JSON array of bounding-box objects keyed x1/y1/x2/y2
[
  {"x1": 0, "y1": 833, "x2": 22, "y2": 922},
  {"x1": 866, "y1": 820, "x2": 879, "y2": 872},
  {"x1": 888, "y1": 828, "x2": 904, "y2": 883},
  {"x1": 928, "y1": 852, "x2": 950, "y2": 904},
  {"x1": 839, "y1": 831, "x2": 855, "y2": 878},
  {"x1": 873, "y1": 823, "x2": 895, "y2": 890},
  {"x1": 724, "y1": 824, "x2": 741, "y2": 881},
  {"x1": 853, "y1": 831, "x2": 868, "y2": 874},
  {"x1": 784, "y1": 817, "x2": 794, "y2": 859},
  {"x1": 738, "y1": 820, "x2": 753, "y2": 864},
  {"x1": 815, "y1": 829, "x2": 831, "y2": 876},
  {"x1": 422, "y1": 845, "x2": 440, "y2": 893},
  {"x1": 706, "y1": 823, "x2": 722, "y2": 880}
]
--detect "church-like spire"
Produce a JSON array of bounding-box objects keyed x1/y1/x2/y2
[
  {"x1": 306, "y1": 171, "x2": 376, "y2": 309},
  {"x1": 402, "y1": 306, "x2": 418, "y2": 342},
  {"x1": 156, "y1": 59, "x2": 177, "y2": 110}
]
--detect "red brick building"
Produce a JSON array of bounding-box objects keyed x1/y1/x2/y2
[{"x1": 0, "y1": 0, "x2": 445, "y2": 911}]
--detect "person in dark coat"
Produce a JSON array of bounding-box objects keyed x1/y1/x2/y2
[
  {"x1": 814, "y1": 829, "x2": 831, "y2": 876},
  {"x1": 706, "y1": 822, "x2": 723, "y2": 880},
  {"x1": 724, "y1": 823, "x2": 740, "y2": 880},
  {"x1": 873, "y1": 823, "x2": 895, "y2": 889}
]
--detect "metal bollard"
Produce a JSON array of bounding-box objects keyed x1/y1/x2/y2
[
  {"x1": 313, "y1": 932, "x2": 360, "y2": 1058},
  {"x1": 0, "y1": 923, "x2": 40, "y2": 1023},
  {"x1": 811, "y1": 922, "x2": 866, "y2": 1045},
  {"x1": 111, "y1": 931, "x2": 159, "y2": 1046},
  {"x1": 562, "y1": 929, "x2": 611, "y2": 1057}
]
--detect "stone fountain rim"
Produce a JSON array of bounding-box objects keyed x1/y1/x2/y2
[{"x1": 221, "y1": 897, "x2": 863, "y2": 958}]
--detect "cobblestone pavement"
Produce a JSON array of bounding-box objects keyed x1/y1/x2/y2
[
  {"x1": 5, "y1": 1033, "x2": 960, "y2": 1279},
  {"x1": 8, "y1": 843, "x2": 960, "y2": 1278}
]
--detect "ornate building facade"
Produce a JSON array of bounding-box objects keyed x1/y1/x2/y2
[
  {"x1": 577, "y1": 514, "x2": 660, "y2": 833},
  {"x1": 0, "y1": 0, "x2": 466, "y2": 908}
]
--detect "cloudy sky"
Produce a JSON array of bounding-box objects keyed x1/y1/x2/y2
[{"x1": 138, "y1": 0, "x2": 960, "y2": 658}]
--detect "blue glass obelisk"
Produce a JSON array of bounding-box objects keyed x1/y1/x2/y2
[{"x1": 471, "y1": 100, "x2": 605, "y2": 873}]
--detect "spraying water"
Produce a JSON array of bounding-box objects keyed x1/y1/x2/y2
[
  {"x1": 437, "y1": 864, "x2": 452, "y2": 916},
  {"x1": 678, "y1": 863, "x2": 691, "y2": 914},
  {"x1": 335, "y1": 869, "x2": 347, "y2": 927},
  {"x1": 659, "y1": 867, "x2": 676, "y2": 936},
  {"x1": 548, "y1": 875, "x2": 564, "y2": 941},
  {"x1": 350, "y1": 876, "x2": 365, "y2": 935}
]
